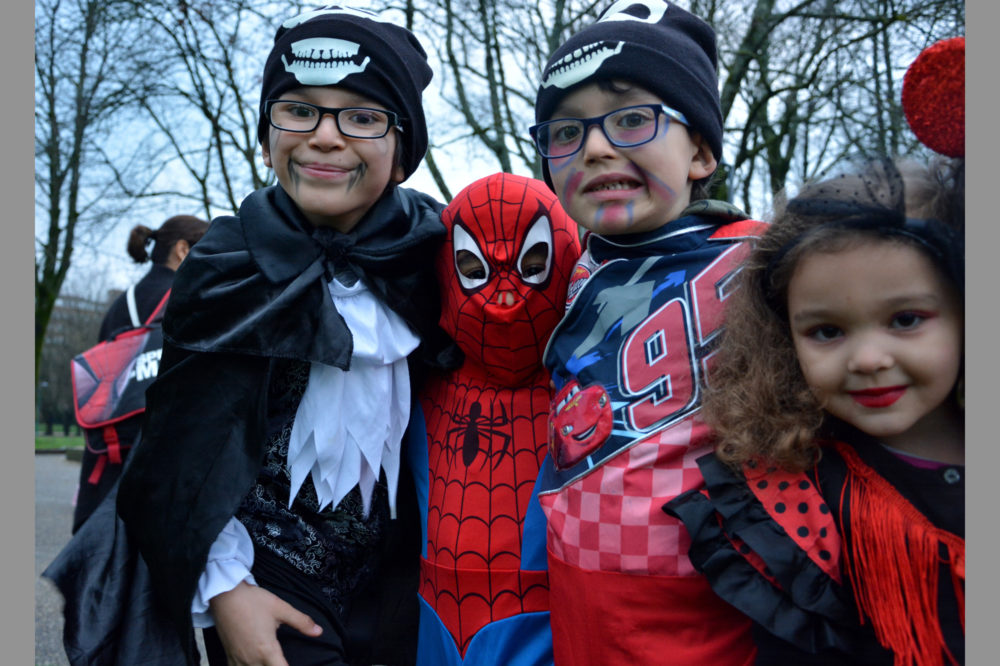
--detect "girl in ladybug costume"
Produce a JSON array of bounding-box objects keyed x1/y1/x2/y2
[{"x1": 666, "y1": 38, "x2": 966, "y2": 666}]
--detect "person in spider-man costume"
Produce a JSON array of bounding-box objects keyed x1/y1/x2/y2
[{"x1": 404, "y1": 172, "x2": 581, "y2": 665}]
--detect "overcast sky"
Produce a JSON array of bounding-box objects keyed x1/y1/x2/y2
[{"x1": 62, "y1": 111, "x2": 507, "y2": 301}]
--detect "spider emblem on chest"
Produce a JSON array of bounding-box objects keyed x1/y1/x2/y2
[{"x1": 444, "y1": 400, "x2": 512, "y2": 469}]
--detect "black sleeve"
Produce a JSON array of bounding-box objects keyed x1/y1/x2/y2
[
  {"x1": 97, "y1": 295, "x2": 130, "y2": 342},
  {"x1": 117, "y1": 341, "x2": 271, "y2": 637},
  {"x1": 97, "y1": 266, "x2": 174, "y2": 342}
]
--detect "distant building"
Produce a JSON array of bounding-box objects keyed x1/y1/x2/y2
[{"x1": 44, "y1": 291, "x2": 117, "y2": 347}]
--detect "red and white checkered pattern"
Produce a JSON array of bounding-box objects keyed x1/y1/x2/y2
[{"x1": 539, "y1": 415, "x2": 714, "y2": 576}]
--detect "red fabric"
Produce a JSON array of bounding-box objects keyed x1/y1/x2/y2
[
  {"x1": 539, "y1": 418, "x2": 715, "y2": 576},
  {"x1": 743, "y1": 463, "x2": 842, "y2": 582},
  {"x1": 420, "y1": 364, "x2": 554, "y2": 655},
  {"x1": 71, "y1": 289, "x2": 170, "y2": 429},
  {"x1": 103, "y1": 425, "x2": 122, "y2": 464},
  {"x1": 547, "y1": 550, "x2": 756, "y2": 666},
  {"x1": 835, "y1": 442, "x2": 965, "y2": 666},
  {"x1": 547, "y1": 380, "x2": 613, "y2": 470},
  {"x1": 419, "y1": 555, "x2": 550, "y2": 654},
  {"x1": 147, "y1": 289, "x2": 171, "y2": 322},
  {"x1": 72, "y1": 328, "x2": 152, "y2": 427},
  {"x1": 436, "y1": 173, "x2": 580, "y2": 387},
  {"x1": 87, "y1": 454, "x2": 108, "y2": 485},
  {"x1": 420, "y1": 173, "x2": 582, "y2": 655},
  {"x1": 86, "y1": 426, "x2": 124, "y2": 485},
  {"x1": 708, "y1": 218, "x2": 769, "y2": 240}
]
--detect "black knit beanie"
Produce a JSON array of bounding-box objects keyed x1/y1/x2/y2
[
  {"x1": 258, "y1": 6, "x2": 432, "y2": 181},
  {"x1": 534, "y1": 1, "x2": 722, "y2": 186}
]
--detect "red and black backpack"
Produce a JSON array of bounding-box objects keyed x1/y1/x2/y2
[{"x1": 70, "y1": 287, "x2": 170, "y2": 483}]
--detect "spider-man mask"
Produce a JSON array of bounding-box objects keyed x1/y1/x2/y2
[{"x1": 438, "y1": 173, "x2": 580, "y2": 386}]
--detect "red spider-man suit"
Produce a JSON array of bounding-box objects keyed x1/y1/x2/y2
[{"x1": 415, "y1": 173, "x2": 581, "y2": 662}]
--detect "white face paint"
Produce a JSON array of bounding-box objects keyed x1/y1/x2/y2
[
  {"x1": 281, "y1": 37, "x2": 370, "y2": 86},
  {"x1": 540, "y1": 1, "x2": 671, "y2": 90}
]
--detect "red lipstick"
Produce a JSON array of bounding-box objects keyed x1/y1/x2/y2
[{"x1": 848, "y1": 386, "x2": 906, "y2": 408}]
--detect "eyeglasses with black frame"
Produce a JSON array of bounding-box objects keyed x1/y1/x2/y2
[
  {"x1": 529, "y1": 104, "x2": 689, "y2": 159},
  {"x1": 265, "y1": 99, "x2": 403, "y2": 138}
]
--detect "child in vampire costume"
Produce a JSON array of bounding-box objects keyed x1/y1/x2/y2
[
  {"x1": 405, "y1": 173, "x2": 580, "y2": 665},
  {"x1": 44, "y1": 6, "x2": 460, "y2": 665}
]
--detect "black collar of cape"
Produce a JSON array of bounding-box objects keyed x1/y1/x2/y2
[{"x1": 162, "y1": 184, "x2": 451, "y2": 371}]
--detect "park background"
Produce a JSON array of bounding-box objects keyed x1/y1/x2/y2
[
  {"x1": 27, "y1": 1, "x2": 992, "y2": 665},
  {"x1": 35, "y1": 0, "x2": 965, "y2": 434}
]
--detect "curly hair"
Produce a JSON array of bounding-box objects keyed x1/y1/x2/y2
[{"x1": 703, "y1": 156, "x2": 963, "y2": 473}]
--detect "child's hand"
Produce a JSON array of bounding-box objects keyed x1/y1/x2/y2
[{"x1": 209, "y1": 581, "x2": 322, "y2": 666}]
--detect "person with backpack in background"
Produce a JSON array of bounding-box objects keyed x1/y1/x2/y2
[{"x1": 71, "y1": 214, "x2": 209, "y2": 534}]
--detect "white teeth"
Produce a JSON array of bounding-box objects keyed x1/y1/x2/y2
[{"x1": 591, "y1": 181, "x2": 633, "y2": 192}]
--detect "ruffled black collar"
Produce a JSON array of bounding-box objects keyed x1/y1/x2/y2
[
  {"x1": 242, "y1": 185, "x2": 446, "y2": 283},
  {"x1": 164, "y1": 185, "x2": 453, "y2": 370}
]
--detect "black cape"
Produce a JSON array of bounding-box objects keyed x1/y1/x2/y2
[{"x1": 45, "y1": 185, "x2": 461, "y2": 665}]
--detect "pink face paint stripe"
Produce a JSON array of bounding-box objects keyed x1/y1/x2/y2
[
  {"x1": 594, "y1": 201, "x2": 635, "y2": 228},
  {"x1": 566, "y1": 170, "x2": 584, "y2": 196},
  {"x1": 641, "y1": 165, "x2": 677, "y2": 201},
  {"x1": 548, "y1": 156, "x2": 576, "y2": 175}
]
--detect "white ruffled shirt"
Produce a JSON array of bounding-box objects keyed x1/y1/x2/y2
[{"x1": 191, "y1": 276, "x2": 420, "y2": 627}]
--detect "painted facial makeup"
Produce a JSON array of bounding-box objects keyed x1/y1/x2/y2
[
  {"x1": 544, "y1": 82, "x2": 713, "y2": 236},
  {"x1": 787, "y1": 241, "x2": 963, "y2": 457},
  {"x1": 262, "y1": 86, "x2": 402, "y2": 233}
]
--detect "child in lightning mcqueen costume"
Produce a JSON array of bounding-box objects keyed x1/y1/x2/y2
[{"x1": 528, "y1": 1, "x2": 766, "y2": 663}]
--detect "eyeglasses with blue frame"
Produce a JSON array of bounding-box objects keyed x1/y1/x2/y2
[{"x1": 529, "y1": 104, "x2": 689, "y2": 159}]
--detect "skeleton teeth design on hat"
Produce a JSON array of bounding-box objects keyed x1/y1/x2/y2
[
  {"x1": 281, "y1": 37, "x2": 370, "y2": 85},
  {"x1": 540, "y1": 41, "x2": 624, "y2": 90}
]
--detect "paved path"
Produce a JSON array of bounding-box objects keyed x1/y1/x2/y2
[
  {"x1": 35, "y1": 453, "x2": 209, "y2": 665},
  {"x1": 35, "y1": 452, "x2": 77, "y2": 666}
]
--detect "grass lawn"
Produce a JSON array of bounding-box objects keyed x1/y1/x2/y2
[{"x1": 35, "y1": 434, "x2": 85, "y2": 451}]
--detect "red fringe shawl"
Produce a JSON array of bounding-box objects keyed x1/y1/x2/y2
[{"x1": 834, "y1": 442, "x2": 964, "y2": 666}]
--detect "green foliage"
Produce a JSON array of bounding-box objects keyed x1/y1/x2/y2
[{"x1": 35, "y1": 434, "x2": 85, "y2": 451}]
